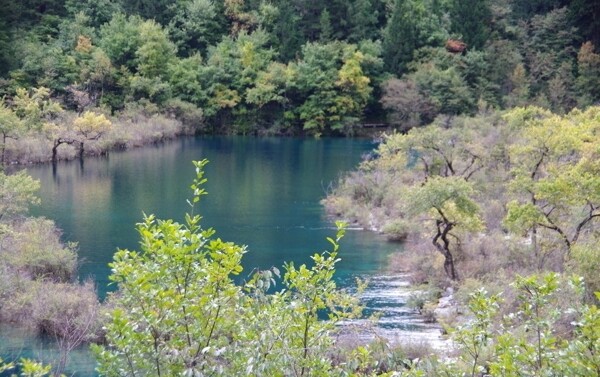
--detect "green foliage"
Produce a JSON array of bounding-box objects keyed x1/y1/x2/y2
[
  {"x1": 318, "y1": 8, "x2": 333, "y2": 42},
  {"x1": 167, "y1": 0, "x2": 223, "y2": 55},
  {"x1": 558, "y1": 297, "x2": 600, "y2": 375},
  {"x1": 0, "y1": 103, "x2": 23, "y2": 164},
  {"x1": 449, "y1": 0, "x2": 491, "y2": 50},
  {"x1": 328, "y1": 106, "x2": 600, "y2": 284},
  {"x1": 98, "y1": 14, "x2": 143, "y2": 71},
  {"x1": 576, "y1": 42, "x2": 600, "y2": 107},
  {"x1": 0, "y1": 357, "x2": 56, "y2": 377},
  {"x1": 270, "y1": 0, "x2": 302, "y2": 61},
  {"x1": 568, "y1": 243, "x2": 600, "y2": 302},
  {"x1": 12, "y1": 39, "x2": 79, "y2": 92},
  {"x1": 486, "y1": 273, "x2": 564, "y2": 376},
  {"x1": 94, "y1": 160, "x2": 363, "y2": 376},
  {"x1": 135, "y1": 20, "x2": 176, "y2": 79},
  {"x1": 382, "y1": 0, "x2": 448, "y2": 76},
  {"x1": 3, "y1": 217, "x2": 77, "y2": 282},
  {"x1": 73, "y1": 111, "x2": 112, "y2": 140},
  {"x1": 286, "y1": 42, "x2": 375, "y2": 134},
  {"x1": 451, "y1": 289, "x2": 500, "y2": 376},
  {"x1": 520, "y1": 7, "x2": 578, "y2": 106},
  {"x1": 504, "y1": 107, "x2": 600, "y2": 259},
  {"x1": 65, "y1": 0, "x2": 122, "y2": 28},
  {"x1": 347, "y1": 0, "x2": 379, "y2": 42},
  {"x1": 570, "y1": 0, "x2": 600, "y2": 46},
  {"x1": 1, "y1": 0, "x2": 597, "y2": 135},
  {"x1": 0, "y1": 170, "x2": 40, "y2": 220},
  {"x1": 413, "y1": 64, "x2": 475, "y2": 116},
  {"x1": 409, "y1": 177, "x2": 480, "y2": 220}
]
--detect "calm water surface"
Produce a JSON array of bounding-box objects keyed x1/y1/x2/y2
[
  {"x1": 27, "y1": 136, "x2": 397, "y2": 295},
  {"x1": 3, "y1": 136, "x2": 422, "y2": 375}
]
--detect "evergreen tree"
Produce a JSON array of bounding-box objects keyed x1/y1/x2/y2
[
  {"x1": 325, "y1": 0, "x2": 350, "y2": 40},
  {"x1": 449, "y1": 0, "x2": 491, "y2": 50},
  {"x1": 272, "y1": 0, "x2": 302, "y2": 61},
  {"x1": 512, "y1": 0, "x2": 569, "y2": 20},
  {"x1": 168, "y1": 0, "x2": 224, "y2": 56},
  {"x1": 296, "y1": 0, "x2": 323, "y2": 41},
  {"x1": 382, "y1": 0, "x2": 420, "y2": 76},
  {"x1": 576, "y1": 42, "x2": 600, "y2": 106},
  {"x1": 348, "y1": 0, "x2": 379, "y2": 42},
  {"x1": 569, "y1": 0, "x2": 600, "y2": 46},
  {"x1": 318, "y1": 8, "x2": 333, "y2": 42},
  {"x1": 382, "y1": 0, "x2": 447, "y2": 76}
]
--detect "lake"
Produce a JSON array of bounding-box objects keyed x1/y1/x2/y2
[{"x1": 1, "y1": 136, "x2": 439, "y2": 375}]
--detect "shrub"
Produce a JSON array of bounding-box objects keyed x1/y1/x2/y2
[
  {"x1": 31, "y1": 280, "x2": 100, "y2": 340},
  {"x1": 163, "y1": 98, "x2": 204, "y2": 129},
  {"x1": 382, "y1": 219, "x2": 410, "y2": 241},
  {"x1": 4, "y1": 218, "x2": 77, "y2": 282},
  {"x1": 93, "y1": 161, "x2": 365, "y2": 376},
  {"x1": 568, "y1": 242, "x2": 600, "y2": 303}
]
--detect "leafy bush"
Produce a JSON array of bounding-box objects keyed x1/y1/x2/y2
[
  {"x1": 4, "y1": 218, "x2": 77, "y2": 282},
  {"x1": 382, "y1": 219, "x2": 410, "y2": 241},
  {"x1": 94, "y1": 160, "x2": 364, "y2": 376}
]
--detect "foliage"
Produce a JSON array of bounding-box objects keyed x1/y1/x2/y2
[
  {"x1": 94, "y1": 160, "x2": 363, "y2": 376},
  {"x1": 2, "y1": 217, "x2": 77, "y2": 282},
  {"x1": 576, "y1": 42, "x2": 600, "y2": 107},
  {"x1": 0, "y1": 0, "x2": 598, "y2": 138},
  {"x1": 0, "y1": 170, "x2": 40, "y2": 220},
  {"x1": 504, "y1": 107, "x2": 600, "y2": 261},
  {"x1": 449, "y1": 0, "x2": 491, "y2": 50},
  {"x1": 0, "y1": 168, "x2": 100, "y2": 376},
  {"x1": 327, "y1": 106, "x2": 600, "y2": 286},
  {"x1": 0, "y1": 102, "x2": 23, "y2": 164},
  {"x1": 434, "y1": 274, "x2": 600, "y2": 377},
  {"x1": 380, "y1": 78, "x2": 435, "y2": 130},
  {"x1": 382, "y1": 0, "x2": 448, "y2": 76},
  {"x1": 0, "y1": 358, "x2": 56, "y2": 377},
  {"x1": 286, "y1": 41, "x2": 375, "y2": 134},
  {"x1": 407, "y1": 176, "x2": 483, "y2": 280},
  {"x1": 451, "y1": 289, "x2": 499, "y2": 376}
]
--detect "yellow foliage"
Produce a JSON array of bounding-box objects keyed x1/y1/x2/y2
[
  {"x1": 73, "y1": 111, "x2": 112, "y2": 139},
  {"x1": 75, "y1": 35, "x2": 93, "y2": 53}
]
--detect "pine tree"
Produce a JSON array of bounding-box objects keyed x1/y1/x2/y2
[
  {"x1": 576, "y1": 42, "x2": 600, "y2": 106},
  {"x1": 569, "y1": 0, "x2": 600, "y2": 46},
  {"x1": 272, "y1": 0, "x2": 302, "y2": 61},
  {"x1": 348, "y1": 0, "x2": 379, "y2": 42},
  {"x1": 319, "y1": 8, "x2": 333, "y2": 42},
  {"x1": 449, "y1": 0, "x2": 491, "y2": 50},
  {"x1": 382, "y1": 0, "x2": 421, "y2": 76}
]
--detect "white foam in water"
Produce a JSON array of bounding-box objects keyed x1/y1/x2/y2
[{"x1": 341, "y1": 274, "x2": 449, "y2": 350}]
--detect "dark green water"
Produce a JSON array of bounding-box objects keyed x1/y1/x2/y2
[{"x1": 1, "y1": 136, "x2": 407, "y2": 375}]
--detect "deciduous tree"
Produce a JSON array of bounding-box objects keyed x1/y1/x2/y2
[
  {"x1": 93, "y1": 160, "x2": 361, "y2": 376},
  {"x1": 504, "y1": 107, "x2": 600, "y2": 265}
]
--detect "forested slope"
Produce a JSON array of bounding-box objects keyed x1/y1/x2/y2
[{"x1": 0, "y1": 0, "x2": 599, "y2": 138}]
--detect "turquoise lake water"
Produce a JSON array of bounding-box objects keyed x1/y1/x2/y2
[{"x1": 2, "y1": 136, "x2": 410, "y2": 375}]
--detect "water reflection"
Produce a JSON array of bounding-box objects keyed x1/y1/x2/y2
[{"x1": 2, "y1": 136, "x2": 428, "y2": 375}]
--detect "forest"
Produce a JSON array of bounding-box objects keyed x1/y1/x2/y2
[
  {"x1": 1, "y1": 0, "x2": 600, "y2": 375},
  {"x1": 0, "y1": 0, "x2": 599, "y2": 151}
]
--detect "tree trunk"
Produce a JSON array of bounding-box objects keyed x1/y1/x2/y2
[
  {"x1": 1, "y1": 133, "x2": 6, "y2": 166},
  {"x1": 52, "y1": 139, "x2": 59, "y2": 163},
  {"x1": 79, "y1": 141, "x2": 84, "y2": 159},
  {"x1": 433, "y1": 219, "x2": 459, "y2": 280},
  {"x1": 443, "y1": 250, "x2": 458, "y2": 281}
]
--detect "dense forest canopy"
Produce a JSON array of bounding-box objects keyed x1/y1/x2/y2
[{"x1": 0, "y1": 0, "x2": 599, "y2": 137}]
